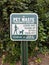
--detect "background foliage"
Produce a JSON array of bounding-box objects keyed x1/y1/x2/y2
[{"x1": 0, "y1": 0, "x2": 49, "y2": 64}]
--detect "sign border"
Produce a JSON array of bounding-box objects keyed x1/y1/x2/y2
[{"x1": 10, "y1": 13, "x2": 38, "y2": 41}]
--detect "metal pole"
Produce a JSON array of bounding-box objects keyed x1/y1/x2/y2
[{"x1": 21, "y1": 41, "x2": 28, "y2": 65}]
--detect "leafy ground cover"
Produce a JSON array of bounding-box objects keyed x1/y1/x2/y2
[{"x1": 0, "y1": 53, "x2": 49, "y2": 65}]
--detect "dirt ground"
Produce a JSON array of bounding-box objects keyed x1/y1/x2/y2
[
  {"x1": 0, "y1": 54, "x2": 49, "y2": 65},
  {"x1": 28, "y1": 54, "x2": 49, "y2": 65}
]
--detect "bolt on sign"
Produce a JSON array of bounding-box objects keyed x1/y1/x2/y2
[{"x1": 10, "y1": 13, "x2": 38, "y2": 41}]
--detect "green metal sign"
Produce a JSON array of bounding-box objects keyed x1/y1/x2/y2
[
  {"x1": 10, "y1": 13, "x2": 38, "y2": 41},
  {"x1": 10, "y1": 13, "x2": 38, "y2": 65}
]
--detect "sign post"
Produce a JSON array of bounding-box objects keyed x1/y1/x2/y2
[
  {"x1": 21, "y1": 41, "x2": 28, "y2": 65},
  {"x1": 10, "y1": 13, "x2": 38, "y2": 65}
]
